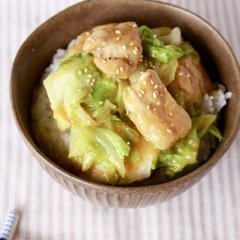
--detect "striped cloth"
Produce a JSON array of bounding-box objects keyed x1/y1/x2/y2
[{"x1": 0, "y1": 0, "x2": 239, "y2": 239}]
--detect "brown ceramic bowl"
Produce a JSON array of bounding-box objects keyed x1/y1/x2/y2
[{"x1": 10, "y1": 0, "x2": 240, "y2": 208}]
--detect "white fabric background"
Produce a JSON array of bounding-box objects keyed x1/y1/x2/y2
[{"x1": 0, "y1": 0, "x2": 239, "y2": 239}]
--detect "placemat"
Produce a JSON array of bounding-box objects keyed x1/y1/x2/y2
[{"x1": 0, "y1": 0, "x2": 239, "y2": 239}]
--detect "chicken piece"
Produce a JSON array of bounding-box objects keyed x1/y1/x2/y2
[
  {"x1": 82, "y1": 22, "x2": 142, "y2": 79},
  {"x1": 123, "y1": 69, "x2": 192, "y2": 150},
  {"x1": 167, "y1": 54, "x2": 213, "y2": 110},
  {"x1": 118, "y1": 135, "x2": 160, "y2": 185},
  {"x1": 65, "y1": 23, "x2": 115, "y2": 58},
  {"x1": 64, "y1": 31, "x2": 91, "y2": 59},
  {"x1": 64, "y1": 25, "x2": 115, "y2": 58}
]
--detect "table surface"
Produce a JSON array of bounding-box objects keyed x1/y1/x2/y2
[{"x1": 0, "y1": 0, "x2": 239, "y2": 239}]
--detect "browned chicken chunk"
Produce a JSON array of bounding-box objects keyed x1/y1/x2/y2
[
  {"x1": 65, "y1": 22, "x2": 142, "y2": 79},
  {"x1": 123, "y1": 69, "x2": 192, "y2": 150},
  {"x1": 167, "y1": 54, "x2": 213, "y2": 110}
]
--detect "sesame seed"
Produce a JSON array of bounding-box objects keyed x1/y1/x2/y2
[
  {"x1": 138, "y1": 92, "x2": 143, "y2": 98},
  {"x1": 84, "y1": 68, "x2": 88, "y2": 73},
  {"x1": 150, "y1": 80, "x2": 155, "y2": 85},
  {"x1": 187, "y1": 74, "x2": 190, "y2": 78},
  {"x1": 89, "y1": 78, "x2": 95, "y2": 86},
  {"x1": 125, "y1": 54, "x2": 129, "y2": 59},
  {"x1": 153, "y1": 34, "x2": 157, "y2": 38},
  {"x1": 152, "y1": 53, "x2": 155, "y2": 58},
  {"x1": 120, "y1": 66, "x2": 124, "y2": 72},
  {"x1": 122, "y1": 45, "x2": 127, "y2": 50},
  {"x1": 99, "y1": 101, "x2": 104, "y2": 105},
  {"x1": 116, "y1": 36, "x2": 120, "y2": 41},
  {"x1": 102, "y1": 59, "x2": 107, "y2": 63},
  {"x1": 130, "y1": 42, "x2": 134, "y2": 46},
  {"x1": 132, "y1": 23, "x2": 137, "y2": 28},
  {"x1": 78, "y1": 70, "x2": 82, "y2": 75},
  {"x1": 85, "y1": 31, "x2": 90, "y2": 36},
  {"x1": 169, "y1": 112, "x2": 173, "y2": 116},
  {"x1": 97, "y1": 53, "x2": 101, "y2": 58},
  {"x1": 147, "y1": 105, "x2": 150, "y2": 110},
  {"x1": 153, "y1": 108, "x2": 157, "y2": 112},
  {"x1": 140, "y1": 89, "x2": 145, "y2": 95},
  {"x1": 153, "y1": 91, "x2": 158, "y2": 99},
  {"x1": 96, "y1": 47, "x2": 102, "y2": 51},
  {"x1": 179, "y1": 72, "x2": 184, "y2": 76},
  {"x1": 154, "y1": 84, "x2": 158, "y2": 89},
  {"x1": 133, "y1": 49, "x2": 138, "y2": 55},
  {"x1": 186, "y1": 63, "x2": 190, "y2": 68},
  {"x1": 149, "y1": 61, "x2": 154, "y2": 67},
  {"x1": 167, "y1": 128, "x2": 172, "y2": 133},
  {"x1": 115, "y1": 30, "x2": 121, "y2": 35},
  {"x1": 156, "y1": 101, "x2": 161, "y2": 106},
  {"x1": 134, "y1": 47, "x2": 139, "y2": 52},
  {"x1": 116, "y1": 69, "x2": 120, "y2": 74}
]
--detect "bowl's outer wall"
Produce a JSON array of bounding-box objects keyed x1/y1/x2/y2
[{"x1": 10, "y1": 0, "x2": 240, "y2": 207}]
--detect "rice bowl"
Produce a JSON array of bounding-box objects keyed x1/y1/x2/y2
[{"x1": 10, "y1": 0, "x2": 240, "y2": 207}]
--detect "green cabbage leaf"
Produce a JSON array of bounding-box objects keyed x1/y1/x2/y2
[
  {"x1": 157, "y1": 113, "x2": 222, "y2": 177},
  {"x1": 69, "y1": 123, "x2": 130, "y2": 181},
  {"x1": 140, "y1": 25, "x2": 193, "y2": 64}
]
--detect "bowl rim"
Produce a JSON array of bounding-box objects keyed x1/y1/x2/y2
[{"x1": 10, "y1": 0, "x2": 240, "y2": 195}]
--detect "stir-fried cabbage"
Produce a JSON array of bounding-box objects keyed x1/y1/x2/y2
[
  {"x1": 140, "y1": 25, "x2": 194, "y2": 64},
  {"x1": 157, "y1": 113, "x2": 221, "y2": 177},
  {"x1": 42, "y1": 22, "x2": 226, "y2": 185}
]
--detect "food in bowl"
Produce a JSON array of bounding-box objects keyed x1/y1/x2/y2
[{"x1": 31, "y1": 21, "x2": 231, "y2": 185}]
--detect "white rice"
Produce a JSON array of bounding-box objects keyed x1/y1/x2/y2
[
  {"x1": 31, "y1": 45, "x2": 232, "y2": 169},
  {"x1": 200, "y1": 84, "x2": 232, "y2": 114},
  {"x1": 31, "y1": 47, "x2": 71, "y2": 166}
]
